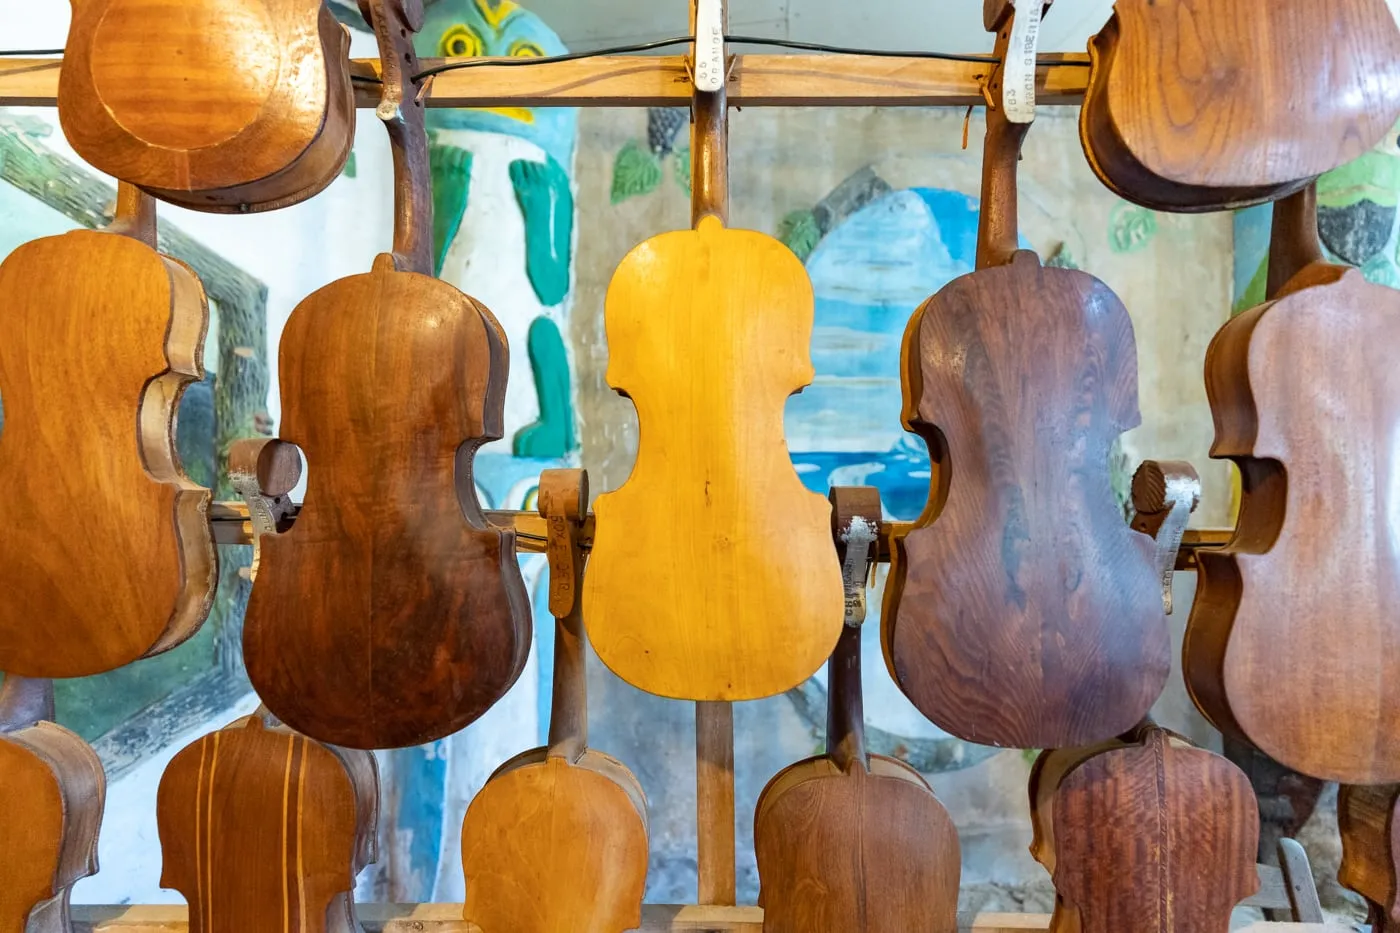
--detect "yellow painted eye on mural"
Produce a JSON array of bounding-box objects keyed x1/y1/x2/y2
[
  {"x1": 509, "y1": 40, "x2": 545, "y2": 59},
  {"x1": 439, "y1": 24, "x2": 485, "y2": 58}
]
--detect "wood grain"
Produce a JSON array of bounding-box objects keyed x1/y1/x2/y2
[
  {"x1": 461, "y1": 470, "x2": 648, "y2": 933},
  {"x1": 1185, "y1": 185, "x2": 1400, "y2": 783},
  {"x1": 1032, "y1": 726, "x2": 1260, "y2": 933},
  {"x1": 1081, "y1": 0, "x2": 1400, "y2": 210},
  {"x1": 58, "y1": 0, "x2": 354, "y2": 212},
  {"x1": 584, "y1": 214, "x2": 843, "y2": 701},
  {"x1": 157, "y1": 711, "x2": 378, "y2": 933},
  {"x1": 0, "y1": 677, "x2": 105, "y2": 933},
  {"x1": 243, "y1": 0, "x2": 529, "y2": 749},
  {"x1": 756, "y1": 488, "x2": 959, "y2": 933},
  {"x1": 0, "y1": 184, "x2": 216, "y2": 677},
  {"x1": 885, "y1": 23, "x2": 1167, "y2": 749},
  {"x1": 1339, "y1": 784, "x2": 1400, "y2": 932}
]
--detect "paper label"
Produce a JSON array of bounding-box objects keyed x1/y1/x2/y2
[
  {"x1": 840, "y1": 517, "x2": 877, "y2": 626},
  {"x1": 1003, "y1": 1, "x2": 1042, "y2": 124},
  {"x1": 694, "y1": 0, "x2": 726, "y2": 92}
]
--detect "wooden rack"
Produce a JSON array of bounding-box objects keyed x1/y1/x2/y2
[{"x1": 0, "y1": 53, "x2": 1091, "y2": 110}]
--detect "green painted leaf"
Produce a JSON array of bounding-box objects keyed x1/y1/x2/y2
[
  {"x1": 341, "y1": 149, "x2": 357, "y2": 179},
  {"x1": 429, "y1": 144, "x2": 474, "y2": 277},
  {"x1": 1318, "y1": 151, "x2": 1400, "y2": 209},
  {"x1": 1364, "y1": 253, "x2": 1400, "y2": 289},
  {"x1": 1045, "y1": 243, "x2": 1081, "y2": 270},
  {"x1": 610, "y1": 139, "x2": 662, "y2": 205},
  {"x1": 1108, "y1": 202, "x2": 1159, "y2": 254},
  {"x1": 778, "y1": 209, "x2": 821, "y2": 261},
  {"x1": 1233, "y1": 255, "x2": 1268, "y2": 317}
]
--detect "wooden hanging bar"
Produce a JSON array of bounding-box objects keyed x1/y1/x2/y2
[{"x1": 0, "y1": 53, "x2": 1090, "y2": 110}]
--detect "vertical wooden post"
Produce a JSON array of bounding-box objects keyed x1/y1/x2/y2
[{"x1": 690, "y1": 0, "x2": 737, "y2": 909}]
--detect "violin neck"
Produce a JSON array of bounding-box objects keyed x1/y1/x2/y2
[
  {"x1": 826, "y1": 622, "x2": 867, "y2": 772},
  {"x1": 546, "y1": 592, "x2": 589, "y2": 760},
  {"x1": 0, "y1": 674, "x2": 55, "y2": 732},
  {"x1": 976, "y1": 56, "x2": 1031, "y2": 269},
  {"x1": 108, "y1": 182, "x2": 157, "y2": 247},
  {"x1": 1266, "y1": 182, "x2": 1325, "y2": 299}
]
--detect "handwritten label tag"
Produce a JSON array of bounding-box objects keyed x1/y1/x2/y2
[
  {"x1": 840, "y1": 517, "x2": 877, "y2": 626},
  {"x1": 694, "y1": 0, "x2": 726, "y2": 93},
  {"x1": 1003, "y1": 1, "x2": 1042, "y2": 124}
]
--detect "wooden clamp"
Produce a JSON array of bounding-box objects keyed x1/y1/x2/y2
[
  {"x1": 228, "y1": 438, "x2": 302, "y2": 579},
  {"x1": 1130, "y1": 460, "x2": 1202, "y2": 614}
]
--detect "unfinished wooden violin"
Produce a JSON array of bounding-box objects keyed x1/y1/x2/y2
[
  {"x1": 755, "y1": 488, "x2": 959, "y2": 933},
  {"x1": 462, "y1": 470, "x2": 648, "y2": 933},
  {"x1": 1340, "y1": 783, "x2": 1400, "y2": 933},
  {"x1": 1185, "y1": 184, "x2": 1400, "y2": 784},
  {"x1": 0, "y1": 183, "x2": 216, "y2": 677},
  {"x1": 59, "y1": 0, "x2": 354, "y2": 212},
  {"x1": 583, "y1": 45, "x2": 843, "y2": 702},
  {"x1": 157, "y1": 709, "x2": 378, "y2": 933},
  {"x1": 242, "y1": 0, "x2": 529, "y2": 749},
  {"x1": 883, "y1": 3, "x2": 1168, "y2": 749},
  {"x1": 1081, "y1": 0, "x2": 1400, "y2": 210},
  {"x1": 0, "y1": 676, "x2": 105, "y2": 933},
  {"x1": 1030, "y1": 724, "x2": 1259, "y2": 933}
]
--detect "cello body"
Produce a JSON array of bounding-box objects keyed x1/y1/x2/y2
[
  {"x1": 59, "y1": 0, "x2": 355, "y2": 212},
  {"x1": 0, "y1": 187, "x2": 215, "y2": 677},
  {"x1": 156, "y1": 711, "x2": 378, "y2": 933},
  {"x1": 1081, "y1": 0, "x2": 1400, "y2": 210}
]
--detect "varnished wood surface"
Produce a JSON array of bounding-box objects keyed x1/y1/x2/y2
[
  {"x1": 2, "y1": 54, "x2": 1094, "y2": 110},
  {"x1": 0, "y1": 186, "x2": 216, "y2": 677},
  {"x1": 1081, "y1": 0, "x2": 1400, "y2": 210},
  {"x1": 885, "y1": 57, "x2": 1167, "y2": 749},
  {"x1": 243, "y1": 0, "x2": 528, "y2": 749},
  {"x1": 461, "y1": 470, "x2": 648, "y2": 933},
  {"x1": 0, "y1": 677, "x2": 105, "y2": 933},
  {"x1": 1185, "y1": 187, "x2": 1400, "y2": 783},
  {"x1": 58, "y1": 0, "x2": 354, "y2": 211},
  {"x1": 157, "y1": 712, "x2": 378, "y2": 933},
  {"x1": 584, "y1": 214, "x2": 843, "y2": 701},
  {"x1": 756, "y1": 488, "x2": 959, "y2": 933},
  {"x1": 1035, "y1": 727, "x2": 1260, "y2": 933}
]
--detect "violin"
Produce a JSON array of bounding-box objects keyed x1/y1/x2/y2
[
  {"x1": 1185, "y1": 184, "x2": 1400, "y2": 784},
  {"x1": 1340, "y1": 783, "x2": 1400, "y2": 933},
  {"x1": 884, "y1": 2, "x2": 1168, "y2": 749},
  {"x1": 59, "y1": 0, "x2": 355, "y2": 212},
  {"x1": 241, "y1": 0, "x2": 530, "y2": 749},
  {"x1": 755, "y1": 488, "x2": 960, "y2": 933},
  {"x1": 1030, "y1": 724, "x2": 1259, "y2": 933},
  {"x1": 462, "y1": 470, "x2": 648, "y2": 933},
  {"x1": 582, "y1": 39, "x2": 843, "y2": 702},
  {"x1": 1081, "y1": 0, "x2": 1400, "y2": 211},
  {"x1": 157, "y1": 709, "x2": 378, "y2": 933},
  {"x1": 0, "y1": 184, "x2": 216, "y2": 677},
  {"x1": 0, "y1": 676, "x2": 104, "y2": 933}
]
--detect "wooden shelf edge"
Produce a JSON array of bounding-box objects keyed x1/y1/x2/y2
[
  {"x1": 66, "y1": 906, "x2": 1350, "y2": 932},
  {"x1": 0, "y1": 54, "x2": 1090, "y2": 109}
]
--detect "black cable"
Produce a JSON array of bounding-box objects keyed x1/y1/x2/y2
[
  {"x1": 410, "y1": 35, "x2": 698, "y2": 82},
  {"x1": 0, "y1": 48, "x2": 64, "y2": 56},
  {"x1": 726, "y1": 35, "x2": 1003, "y2": 65}
]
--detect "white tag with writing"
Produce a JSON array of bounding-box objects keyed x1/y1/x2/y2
[
  {"x1": 840, "y1": 517, "x2": 877, "y2": 626},
  {"x1": 1003, "y1": 1, "x2": 1042, "y2": 124},
  {"x1": 694, "y1": 0, "x2": 726, "y2": 92}
]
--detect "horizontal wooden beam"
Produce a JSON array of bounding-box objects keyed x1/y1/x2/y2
[
  {"x1": 63, "y1": 906, "x2": 1352, "y2": 933},
  {"x1": 209, "y1": 500, "x2": 1227, "y2": 568},
  {"x1": 1, "y1": 54, "x2": 1090, "y2": 110}
]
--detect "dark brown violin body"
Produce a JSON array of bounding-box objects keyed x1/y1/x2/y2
[
  {"x1": 884, "y1": 8, "x2": 1168, "y2": 750},
  {"x1": 242, "y1": 0, "x2": 530, "y2": 750},
  {"x1": 1340, "y1": 783, "x2": 1400, "y2": 933},
  {"x1": 1185, "y1": 187, "x2": 1400, "y2": 784},
  {"x1": 1082, "y1": 0, "x2": 1400, "y2": 210}
]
